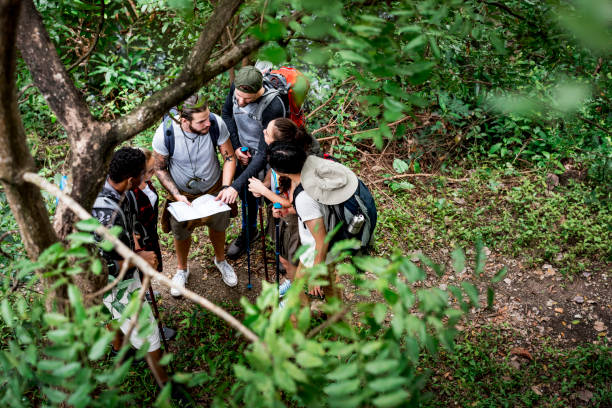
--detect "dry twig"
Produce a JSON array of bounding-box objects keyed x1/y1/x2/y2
[{"x1": 22, "y1": 172, "x2": 260, "y2": 344}]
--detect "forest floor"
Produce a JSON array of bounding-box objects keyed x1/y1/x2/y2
[{"x1": 140, "y1": 146, "x2": 611, "y2": 406}]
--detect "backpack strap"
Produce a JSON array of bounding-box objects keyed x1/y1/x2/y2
[
  {"x1": 163, "y1": 107, "x2": 180, "y2": 158},
  {"x1": 93, "y1": 196, "x2": 127, "y2": 233},
  {"x1": 209, "y1": 114, "x2": 220, "y2": 146},
  {"x1": 252, "y1": 89, "x2": 286, "y2": 122},
  {"x1": 291, "y1": 183, "x2": 304, "y2": 211},
  {"x1": 165, "y1": 110, "x2": 221, "y2": 156}
]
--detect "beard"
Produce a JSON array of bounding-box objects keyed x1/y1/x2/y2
[{"x1": 189, "y1": 123, "x2": 209, "y2": 135}]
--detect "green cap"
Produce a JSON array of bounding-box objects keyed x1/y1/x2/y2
[{"x1": 235, "y1": 66, "x2": 263, "y2": 94}]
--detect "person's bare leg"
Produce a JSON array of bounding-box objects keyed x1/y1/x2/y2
[
  {"x1": 145, "y1": 348, "x2": 169, "y2": 388},
  {"x1": 108, "y1": 325, "x2": 123, "y2": 351},
  {"x1": 209, "y1": 227, "x2": 226, "y2": 262},
  {"x1": 175, "y1": 236, "x2": 191, "y2": 270},
  {"x1": 280, "y1": 256, "x2": 297, "y2": 280}
]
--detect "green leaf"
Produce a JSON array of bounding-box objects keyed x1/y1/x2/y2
[
  {"x1": 67, "y1": 383, "x2": 92, "y2": 408},
  {"x1": 474, "y1": 240, "x2": 487, "y2": 276},
  {"x1": 337, "y1": 50, "x2": 370, "y2": 64},
  {"x1": 392, "y1": 159, "x2": 410, "y2": 174},
  {"x1": 75, "y1": 218, "x2": 101, "y2": 232},
  {"x1": 1, "y1": 299, "x2": 15, "y2": 328},
  {"x1": 297, "y1": 306, "x2": 311, "y2": 332},
  {"x1": 368, "y1": 377, "x2": 406, "y2": 393},
  {"x1": 282, "y1": 361, "x2": 308, "y2": 383},
  {"x1": 258, "y1": 44, "x2": 287, "y2": 65},
  {"x1": 38, "y1": 359, "x2": 64, "y2": 371},
  {"x1": 44, "y1": 313, "x2": 68, "y2": 326},
  {"x1": 327, "y1": 362, "x2": 359, "y2": 381},
  {"x1": 91, "y1": 258, "x2": 102, "y2": 275},
  {"x1": 364, "y1": 359, "x2": 398, "y2": 375},
  {"x1": 451, "y1": 247, "x2": 465, "y2": 274},
  {"x1": 274, "y1": 366, "x2": 297, "y2": 393},
  {"x1": 324, "y1": 379, "x2": 361, "y2": 396},
  {"x1": 296, "y1": 351, "x2": 323, "y2": 368},
  {"x1": 98, "y1": 240, "x2": 115, "y2": 252},
  {"x1": 53, "y1": 362, "x2": 81, "y2": 378},
  {"x1": 400, "y1": 259, "x2": 425, "y2": 283},
  {"x1": 353, "y1": 257, "x2": 389, "y2": 274},
  {"x1": 403, "y1": 35, "x2": 426, "y2": 51},
  {"x1": 67, "y1": 232, "x2": 96, "y2": 245},
  {"x1": 43, "y1": 387, "x2": 67, "y2": 404},
  {"x1": 373, "y1": 389, "x2": 410, "y2": 407},
  {"x1": 461, "y1": 282, "x2": 479, "y2": 306},
  {"x1": 491, "y1": 267, "x2": 508, "y2": 283},
  {"x1": 88, "y1": 332, "x2": 114, "y2": 360},
  {"x1": 487, "y1": 287, "x2": 495, "y2": 309},
  {"x1": 373, "y1": 303, "x2": 387, "y2": 324},
  {"x1": 66, "y1": 246, "x2": 89, "y2": 258}
]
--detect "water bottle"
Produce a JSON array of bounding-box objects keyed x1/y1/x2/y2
[{"x1": 347, "y1": 214, "x2": 365, "y2": 235}]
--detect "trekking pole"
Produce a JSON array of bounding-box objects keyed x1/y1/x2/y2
[
  {"x1": 258, "y1": 202, "x2": 269, "y2": 282},
  {"x1": 147, "y1": 283, "x2": 169, "y2": 351},
  {"x1": 241, "y1": 147, "x2": 252, "y2": 290},
  {"x1": 273, "y1": 203, "x2": 282, "y2": 296}
]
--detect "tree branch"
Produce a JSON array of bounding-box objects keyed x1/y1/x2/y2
[
  {"x1": 111, "y1": 36, "x2": 263, "y2": 143},
  {"x1": 66, "y1": 0, "x2": 105, "y2": 72},
  {"x1": 22, "y1": 171, "x2": 260, "y2": 344},
  {"x1": 16, "y1": 0, "x2": 95, "y2": 135},
  {"x1": 373, "y1": 173, "x2": 470, "y2": 184}
]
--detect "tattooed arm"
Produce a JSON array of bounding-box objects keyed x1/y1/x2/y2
[
  {"x1": 215, "y1": 138, "x2": 238, "y2": 204},
  {"x1": 153, "y1": 151, "x2": 190, "y2": 205}
]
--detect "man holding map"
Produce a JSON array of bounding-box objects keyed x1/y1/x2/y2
[{"x1": 153, "y1": 94, "x2": 239, "y2": 295}]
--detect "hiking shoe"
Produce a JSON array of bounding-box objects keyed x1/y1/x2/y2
[
  {"x1": 214, "y1": 259, "x2": 238, "y2": 287},
  {"x1": 278, "y1": 279, "x2": 292, "y2": 297},
  {"x1": 145, "y1": 290, "x2": 160, "y2": 303},
  {"x1": 161, "y1": 327, "x2": 177, "y2": 342},
  {"x1": 170, "y1": 269, "x2": 189, "y2": 297},
  {"x1": 227, "y1": 229, "x2": 260, "y2": 260}
]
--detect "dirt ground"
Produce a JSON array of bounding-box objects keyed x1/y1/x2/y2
[{"x1": 150, "y1": 210, "x2": 611, "y2": 349}]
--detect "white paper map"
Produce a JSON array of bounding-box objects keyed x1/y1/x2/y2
[{"x1": 167, "y1": 194, "x2": 230, "y2": 222}]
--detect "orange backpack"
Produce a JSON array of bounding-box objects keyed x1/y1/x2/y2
[{"x1": 264, "y1": 67, "x2": 310, "y2": 128}]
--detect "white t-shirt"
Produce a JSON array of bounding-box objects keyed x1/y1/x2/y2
[
  {"x1": 294, "y1": 188, "x2": 334, "y2": 267},
  {"x1": 142, "y1": 184, "x2": 157, "y2": 207},
  {"x1": 152, "y1": 113, "x2": 229, "y2": 195}
]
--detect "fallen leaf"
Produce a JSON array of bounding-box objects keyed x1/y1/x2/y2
[
  {"x1": 554, "y1": 308, "x2": 564, "y2": 313},
  {"x1": 576, "y1": 390, "x2": 593, "y2": 402},
  {"x1": 572, "y1": 295, "x2": 584, "y2": 304},
  {"x1": 510, "y1": 347, "x2": 533, "y2": 361},
  {"x1": 531, "y1": 385, "x2": 543, "y2": 396},
  {"x1": 594, "y1": 321, "x2": 607, "y2": 332}
]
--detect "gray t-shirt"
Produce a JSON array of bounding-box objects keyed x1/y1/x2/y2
[{"x1": 152, "y1": 112, "x2": 229, "y2": 195}]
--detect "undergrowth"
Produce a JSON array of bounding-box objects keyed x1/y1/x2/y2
[{"x1": 378, "y1": 168, "x2": 611, "y2": 274}]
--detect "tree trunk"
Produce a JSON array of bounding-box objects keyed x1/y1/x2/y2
[{"x1": 0, "y1": 0, "x2": 66, "y2": 309}]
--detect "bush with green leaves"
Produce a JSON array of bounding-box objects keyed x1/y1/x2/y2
[
  {"x1": 0, "y1": 210, "x2": 504, "y2": 407},
  {"x1": 229, "y1": 243, "x2": 505, "y2": 407}
]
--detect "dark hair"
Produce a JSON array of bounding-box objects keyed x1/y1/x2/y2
[
  {"x1": 179, "y1": 94, "x2": 209, "y2": 121},
  {"x1": 109, "y1": 147, "x2": 145, "y2": 183},
  {"x1": 268, "y1": 141, "x2": 307, "y2": 175},
  {"x1": 272, "y1": 118, "x2": 312, "y2": 151}
]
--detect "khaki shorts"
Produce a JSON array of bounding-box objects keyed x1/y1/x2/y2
[
  {"x1": 160, "y1": 177, "x2": 237, "y2": 240},
  {"x1": 103, "y1": 273, "x2": 161, "y2": 352},
  {"x1": 170, "y1": 210, "x2": 230, "y2": 241}
]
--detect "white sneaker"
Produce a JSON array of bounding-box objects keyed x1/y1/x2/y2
[
  {"x1": 170, "y1": 269, "x2": 189, "y2": 297},
  {"x1": 279, "y1": 279, "x2": 292, "y2": 297},
  {"x1": 214, "y1": 259, "x2": 237, "y2": 287}
]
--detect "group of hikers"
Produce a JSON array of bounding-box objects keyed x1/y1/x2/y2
[{"x1": 91, "y1": 64, "x2": 377, "y2": 398}]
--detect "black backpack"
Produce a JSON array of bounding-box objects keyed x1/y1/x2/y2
[
  {"x1": 163, "y1": 108, "x2": 220, "y2": 157},
  {"x1": 292, "y1": 179, "x2": 377, "y2": 253}
]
